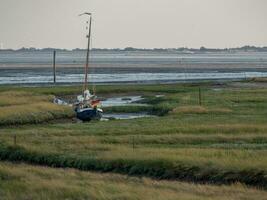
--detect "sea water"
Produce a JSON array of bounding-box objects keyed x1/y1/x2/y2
[{"x1": 1, "y1": 51, "x2": 267, "y2": 84}]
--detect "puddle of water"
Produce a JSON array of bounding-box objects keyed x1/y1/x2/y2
[
  {"x1": 101, "y1": 96, "x2": 145, "y2": 107},
  {"x1": 102, "y1": 113, "x2": 153, "y2": 120},
  {"x1": 101, "y1": 96, "x2": 156, "y2": 120},
  {"x1": 212, "y1": 88, "x2": 223, "y2": 91},
  {"x1": 155, "y1": 94, "x2": 165, "y2": 98}
]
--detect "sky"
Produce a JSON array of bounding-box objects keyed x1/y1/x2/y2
[{"x1": 0, "y1": 0, "x2": 267, "y2": 49}]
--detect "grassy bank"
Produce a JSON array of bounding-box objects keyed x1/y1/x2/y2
[
  {"x1": 0, "y1": 91, "x2": 74, "y2": 126},
  {"x1": 0, "y1": 83, "x2": 194, "y2": 96},
  {"x1": 0, "y1": 82, "x2": 267, "y2": 189},
  {"x1": 1, "y1": 162, "x2": 266, "y2": 200},
  {"x1": 0, "y1": 145, "x2": 266, "y2": 188}
]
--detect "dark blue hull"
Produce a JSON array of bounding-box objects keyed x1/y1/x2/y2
[{"x1": 76, "y1": 108, "x2": 103, "y2": 121}]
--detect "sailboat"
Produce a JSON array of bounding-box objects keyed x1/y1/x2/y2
[{"x1": 74, "y1": 13, "x2": 103, "y2": 121}]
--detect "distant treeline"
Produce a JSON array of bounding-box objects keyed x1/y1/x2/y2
[{"x1": 1, "y1": 46, "x2": 267, "y2": 53}]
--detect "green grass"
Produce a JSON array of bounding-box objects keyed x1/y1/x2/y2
[
  {"x1": 0, "y1": 82, "x2": 267, "y2": 189},
  {"x1": 1, "y1": 162, "x2": 266, "y2": 200},
  {"x1": 104, "y1": 105, "x2": 153, "y2": 114},
  {"x1": 0, "y1": 144, "x2": 267, "y2": 188},
  {"x1": 0, "y1": 83, "x2": 193, "y2": 96},
  {"x1": 0, "y1": 91, "x2": 54, "y2": 107}
]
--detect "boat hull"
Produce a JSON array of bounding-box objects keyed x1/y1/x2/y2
[{"x1": 76, "y1": 108, "x2": 103, "y2": 121}]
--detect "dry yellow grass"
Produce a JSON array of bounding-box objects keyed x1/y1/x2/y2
[
  {"x1": 0, "y1": 102, "x2": 74, "y2": 125},
  {"x1": 0, "y1": 91, "x2": 74, "y2": 125},
  {"x1": 209, "y1": 108, "x2": 233, "y2": 113},
  {"x1": 171, "y1": 106, "x2": 208, "y2": 114},
  {"x1": 0, "y1": 91, "x2": 53, "y2": 107},
  {"x1": 0, "y1": 162, "x2": 266, "y2": 200},
  {"x1": 249, "y1": 77, "x2": 267, "y2": 83}
]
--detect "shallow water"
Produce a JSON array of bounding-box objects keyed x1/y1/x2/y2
[
  {"x1": 101, "y1": 96, "x2": 150, "y2": 120},
  {"x1": 1, "y1": 71, "x2": 267, "y2": 85},
  {"x1": 1, "y1": 51, "x2": 267, "y2": 65},
  {"x1": 101, "y1": 96, "x2": 152, "y2": 120},
  {"x1": 102, "y1": 113, "x2": 153, "y2": 120},
  {"x1": 1, "y1": 51, "x2": 267, "y2": 84},
  {"x1": 101, "y1": 96, "x2": 144, "y2": 107}
]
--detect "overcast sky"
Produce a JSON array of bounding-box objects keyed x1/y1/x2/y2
[{"x1": 0, "y1": 0, "x2": 267, "y2": 49}]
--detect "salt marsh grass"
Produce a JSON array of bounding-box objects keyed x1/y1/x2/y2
[
  {"x1": 1, "y1": 162, "x2": 266, "y2": 200},
  {"x1": 0, "y1": 91, "x2": 53, "y2": 107},
  {"x1": 0, "y1": 91, "x2": 74, "y2": 126},
  {"x1": 0, "y1": 82, "x2": 267, "y2": 189}
]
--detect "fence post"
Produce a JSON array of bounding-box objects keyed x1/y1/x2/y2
[
  {"x1": 132, "y1": 136, "x2": 135, "y2": 150},
  {"x1": 13, "y1": 134, "x2": 16, "y2": 146}
]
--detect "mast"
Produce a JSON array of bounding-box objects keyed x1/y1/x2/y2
[
  {"x1": 79, "y1": 12, "x2": 92, "y2": 92},
  {"x1": 84, "y1": 15, "x2": 92, "y2": 91}
]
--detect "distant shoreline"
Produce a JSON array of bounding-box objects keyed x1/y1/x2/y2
[{"x1": 1, "y1": 45, "x2": 267, "y2": 53}]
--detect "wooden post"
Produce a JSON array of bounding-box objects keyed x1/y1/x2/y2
[
  {"x1": 199, "y1": 87, "x2": 202, "y2": 106},
  {"x1": 53, "y1": 50, "x2": 56, "y2": 83},
  {"x1": 132, "y1": 136, "x2": 135, "y2": 150},
  {"x1": 13, "y1": 134, "x2": 16, "y2": 146}
]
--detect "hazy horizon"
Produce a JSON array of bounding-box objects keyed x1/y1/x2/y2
[
  {"x1": 2, "y1": 45, "x2": 267, "y2": 51},
  {"x1": 1, "y1": 0, "x2": 267, "y2": 50}
]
